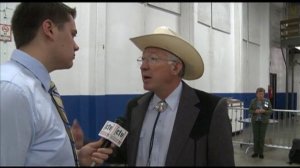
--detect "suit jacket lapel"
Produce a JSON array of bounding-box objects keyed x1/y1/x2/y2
[
  {"x1": 165, "y1": 82, "x2": 201, "y2": 165},
  {"x1": 128, "y1": 92, "x2": 153, "y2": 165}
]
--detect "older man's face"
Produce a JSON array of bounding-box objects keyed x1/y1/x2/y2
[{"x1": 139, "y1": 47, "x2": 180, "y2": 94}]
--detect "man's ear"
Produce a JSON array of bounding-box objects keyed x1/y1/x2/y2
[
  {"x1": 171, "y1": 64, "x2": 176, "y2": 71},
  {"x1": 170, "y1": 63, "x2": 182, "y2": 75},
  {"x1": 42, "y1": 19, "x2": 55, "y2": 40}
]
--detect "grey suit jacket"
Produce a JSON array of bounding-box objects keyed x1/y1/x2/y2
[{"x1": 111, "y1": 81, "x2": 234, "y2": 166}]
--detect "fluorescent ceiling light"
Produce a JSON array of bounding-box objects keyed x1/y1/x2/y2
[{"x1": 296, "y1": 46, "x2": 300, "y2": 50}]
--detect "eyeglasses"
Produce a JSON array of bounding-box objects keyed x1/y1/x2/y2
[{"x1": 137, "y1": 55, "x2": 177, "y2": 65}]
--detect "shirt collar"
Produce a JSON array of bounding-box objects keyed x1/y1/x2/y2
[
  {"x1": 152, "y1": 81, "x2": 183, "y2": 111},
  {"x1": 11, "y1": 49, "x2": 51, "y2": 91}
]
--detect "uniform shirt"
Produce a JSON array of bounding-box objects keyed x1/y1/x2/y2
[
  {"x1": 0, "y1": 49, "x2": 75, "y2": 166},
  {"x1": 136, "y1": 82, "x2": 182, "y2": 166}
]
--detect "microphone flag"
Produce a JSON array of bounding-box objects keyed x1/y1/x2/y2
[{"x1": 98, "y1": 120, "x2": 128, "y2": 147}]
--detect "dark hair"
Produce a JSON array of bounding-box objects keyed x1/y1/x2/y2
[
  {"x1": 256, "y1": 87, "x2": 265, "y2": 94},
  {"x1": 11, "y1": 3, "x2": 77, "y2": 49}
]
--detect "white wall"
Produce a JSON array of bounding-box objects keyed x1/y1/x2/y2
[
  {"x1": 241, "y1": 3, "x2": 271, "y2": 93},
  {"x1": 1, "y1": 2, "x2": 299, "y2": 109},
  {"x1": 0, "y1": 3, "x2": 18, "y2": 63}
]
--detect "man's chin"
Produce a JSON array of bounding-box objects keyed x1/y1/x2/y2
[
  {"x1": 65, "y1": 62, "x2": 74, "y2": 69},
  {"x1": 143, "y1": 85, "x2": 152, "y2": 91}
]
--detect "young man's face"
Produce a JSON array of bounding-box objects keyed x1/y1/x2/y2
[{"x1": 51, "y1": 15, "x2": 79, "y2": 70}]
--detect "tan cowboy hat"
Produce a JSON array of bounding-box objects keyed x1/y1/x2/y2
[{"x1": 130, "y1": 26, "x2": 204, "y2": 80}]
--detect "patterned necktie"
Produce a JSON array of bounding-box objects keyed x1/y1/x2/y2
[
  {"x1": 146, "y1": 100, "x2": 168, "y2": 166},
  {"x1": 49, "y1": 81, "x2": 79, "y2": 166}
]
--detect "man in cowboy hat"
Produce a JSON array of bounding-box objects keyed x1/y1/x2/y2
[{"x1": 107, "y1": 26, "x2": 234, "y2": 166}]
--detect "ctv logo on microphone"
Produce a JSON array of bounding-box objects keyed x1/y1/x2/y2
[{"x1": 98, "y1": 121, "x2": 128, "y2": 147}]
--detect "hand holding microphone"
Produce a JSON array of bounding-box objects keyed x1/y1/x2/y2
[
  {"x1": 90, "y1": 117, "x2": 128, "y2": 166},
  {"x1": 80, "y1": 138, "x2": 113, "y2": 166}
]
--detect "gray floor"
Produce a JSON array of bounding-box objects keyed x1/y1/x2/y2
[
  {"x1": 233, "y1": 142, "x2": 300, "y2": 166},
  {"x1": 232, "y1": 112, "x2": 300, "y2": 166}
]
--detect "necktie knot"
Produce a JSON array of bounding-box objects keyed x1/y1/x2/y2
[
  {"x1": 49, "y1": 81, "x2": 65, "y2": 115},
  {"x1": 49, "y1": 81, "x2": 60, "y2": 96},
  {"x1": 154, "y1": 100, "x2": 168, "y2": 112},
  {"x1": 50, "y1": 81, "x2": 55, "y2": 88},
  {"x1": 49, "y1": 81, "x2": 55, "y2": 91}
]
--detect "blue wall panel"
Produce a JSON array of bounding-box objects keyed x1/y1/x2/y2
[
  {"x1": 62, "y1": 95, "x2": 138, "y2": 141},
  {"x1": 62, "y1": 92, "x2": 297, "y2": 141}
]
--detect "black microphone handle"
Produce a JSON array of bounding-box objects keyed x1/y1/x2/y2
[{"x1": 101, "y1": 139, "x2": 112, "y2": 148}]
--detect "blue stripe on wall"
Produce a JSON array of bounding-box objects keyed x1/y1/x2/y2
[
  {"x1": 62, "y1": 94, "x2": 138, "y2": 141},
  {"x1": 62, "y1": 92, "x2": 297, "y2": 141}
]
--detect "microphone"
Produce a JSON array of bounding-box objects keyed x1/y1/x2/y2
[
  {"x1": 91, "y1": 117, "x2": 128, "y2": 167},
  {"x1": 99, "y1": 117, "x2": 128, "y2": 148}
]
